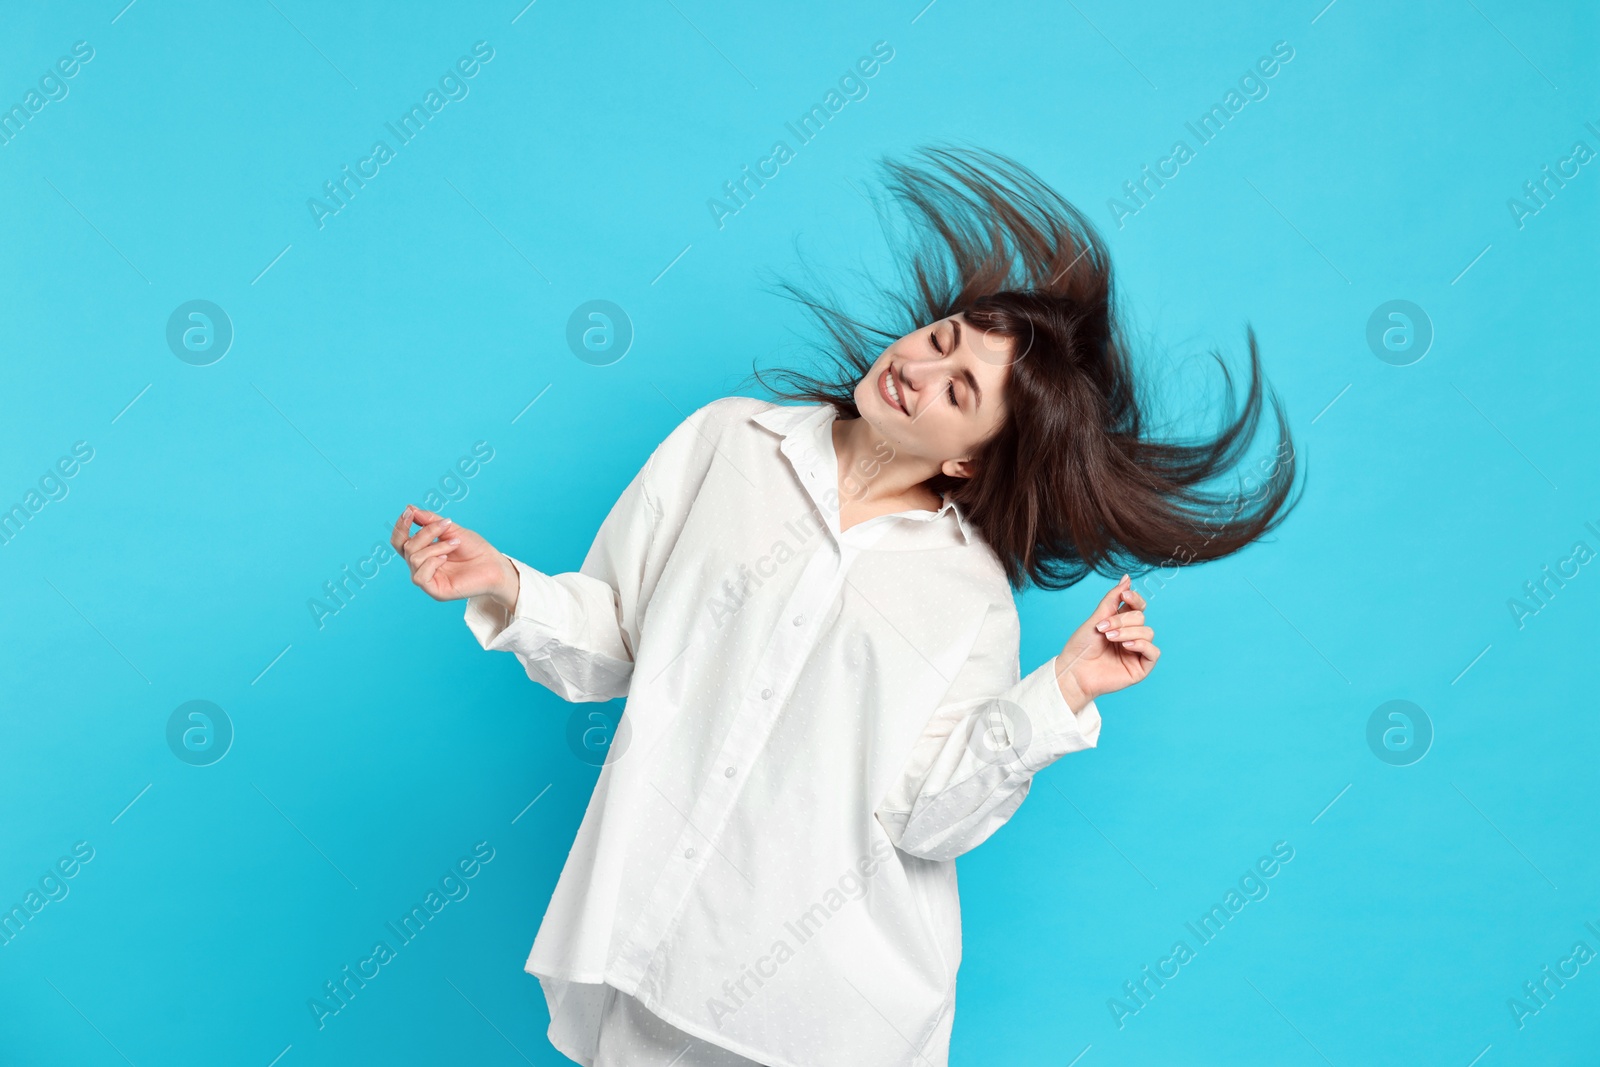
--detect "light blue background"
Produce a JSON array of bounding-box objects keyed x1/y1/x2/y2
[{"x1": 3, "y1": 1, "x2": 1597, "y2": 1064}]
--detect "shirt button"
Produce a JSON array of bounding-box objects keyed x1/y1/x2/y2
[
  {"x1": 684, "y1": 848, "x2": 696, "y2": 859},
  {"x1": 792, "y1": 615, "x2": 805, "y2": 626},
  {"x1": 761, "y1": 688, "x2": 772, "y2": 699},
  {"x1": 724, "y1": 767, "x2": 736, "y2": 778}
]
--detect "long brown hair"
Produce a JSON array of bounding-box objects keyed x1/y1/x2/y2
[{"x1": 743, "y1": 144, "x2": 1302, "y2": 591}]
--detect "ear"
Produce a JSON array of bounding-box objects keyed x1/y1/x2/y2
[{"x1": 941, "y1": 457, "x2": 975, "y2": 480}]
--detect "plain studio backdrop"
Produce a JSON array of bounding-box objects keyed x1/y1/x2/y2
[{"x1": 1, "y1": 1, "x2": 1596, "y2": 1064}]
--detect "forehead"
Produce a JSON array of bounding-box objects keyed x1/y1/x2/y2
[{"x1": 948, "y1": 312, "x2": 1019, "y2": 377}]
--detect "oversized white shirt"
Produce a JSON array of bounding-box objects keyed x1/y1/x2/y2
[{"x1": 463, "y1": 397, "x2": 1102, "y2": 1067}]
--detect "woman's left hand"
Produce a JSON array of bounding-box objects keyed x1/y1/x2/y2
[{"x1": 1054, "y1": 575, "x2": 1160, "y2": 708}]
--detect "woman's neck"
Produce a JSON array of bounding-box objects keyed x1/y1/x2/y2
[{"x1": 832, "y1": 415, "x2": 943, "y2": 511}]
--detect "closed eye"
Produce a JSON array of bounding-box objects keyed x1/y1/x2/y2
[{"x1": 930, "y1": 325, "x2": 959, "y2": 407}]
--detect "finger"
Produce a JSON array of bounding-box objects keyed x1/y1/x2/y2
[
  {"x1": 1093, "y1": 574, "x2": 1132, "y2": 617},
  {"x1": 393, "y1": 505, "x2": 449, "y2": 551},
  {"x1": 1104, "y1": 625, "x2": 1153, "y2": 643},
  {"x1": 404, "y1": 518, "x2": 453, "y2": 558},
  {"x1": 1119, "y1": 584, "x2": 1147, "y2": 611},
  {"x1": 1119, "y1": 638, "x2": 1160, "y2": 663},
  {"x1": 413, "y1": 550, "x2": 449, "y2": 588},
  {"x1": 411, "y1": 537, "x2": 459, "y2": 567},
  {"x1": 1096, "y1": 610, "x2": 1144, "y2": 634},
  {"x1": 390, "y1": 504, "x2": 418, "y2": 551}
]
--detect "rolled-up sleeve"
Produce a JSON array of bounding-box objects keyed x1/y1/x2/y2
[{"x1": 875, "y1": 601, "x2": 1102, "y2": 861}]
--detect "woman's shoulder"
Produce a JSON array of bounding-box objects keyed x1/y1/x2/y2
[
  {"x1": 647, "y1": 396, "x2": 765, "y2": 454},
  {"x1": 644, "y1": 397, "x2": 787, "y2": 484},
  {"x1": 957, "y1": 543, "x2": 1019, "y2": 612}
]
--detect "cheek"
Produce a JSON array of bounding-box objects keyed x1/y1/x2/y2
[{"x1": 915, "y1": 414, "x2": 965, "y2": 455}]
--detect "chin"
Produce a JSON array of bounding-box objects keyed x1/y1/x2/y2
[{"x1": 853, "y1": 380, "x2": 892, "y2": 435}]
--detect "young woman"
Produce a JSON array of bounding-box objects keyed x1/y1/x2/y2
[{"x1": 391, "y1": 146, "x2": 1298, "y2": 1066}]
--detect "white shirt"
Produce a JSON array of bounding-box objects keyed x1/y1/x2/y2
[{"x1": 463, "y1": 397, "x2": 1102, "y2": 1067}]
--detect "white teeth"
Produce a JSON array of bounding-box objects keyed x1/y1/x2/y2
[{"x1": 884, "y1": 369, "x2": 903, "y2": 412}]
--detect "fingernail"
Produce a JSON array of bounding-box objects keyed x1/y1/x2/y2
[
  {"x1": 442, "y1": 518, "x2": 452, "y2": 526},
  {"x1": 1105, "y1": 629, "x2": 1120, "y2": 639},
  {"x1": 448, "y1": 538, "x2": 460, "y2": 545},
  {"x1": 1096, "y1": 621, "x2": 1109, "y2": 632}
]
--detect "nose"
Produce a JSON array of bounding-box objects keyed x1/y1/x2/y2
[{"x1": 899, "y1": 356, "x2": 951, "y2": 400}]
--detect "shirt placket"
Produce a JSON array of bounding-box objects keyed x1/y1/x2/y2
[{"x1": 612, "y1": 427, "x2": 897, "y2": 992}]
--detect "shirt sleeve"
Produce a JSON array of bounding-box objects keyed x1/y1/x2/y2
[
  {"x1": 874, "y1": 600, "x2": 1102, "y2": 861},
  {"x1": 460, "y1": 400, "x2": 727, "y2": 702}
]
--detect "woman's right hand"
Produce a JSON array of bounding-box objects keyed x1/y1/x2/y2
[{"x1": 390, "y1": 504, "x2": 520, "y2": 610}]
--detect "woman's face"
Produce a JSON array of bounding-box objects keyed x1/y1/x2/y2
[{"x1": 853, "y1": 313, "x2": 1014, "y2": 479}]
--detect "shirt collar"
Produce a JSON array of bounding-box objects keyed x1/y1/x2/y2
[{"x1": 751, "y1": 402, "x2": 975, "y2": 545}]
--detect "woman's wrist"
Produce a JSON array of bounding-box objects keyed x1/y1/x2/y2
[
  {"x1": 1052, "y1": 653, "x2": 1095, "y2": 713},
  {"x1": 490, "y1": 553, "x2": 521, "y2": 614}
]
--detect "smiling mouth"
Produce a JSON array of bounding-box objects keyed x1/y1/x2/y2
[{"x1": 879, "y1": 365, "x2": 908, "y2": 415}]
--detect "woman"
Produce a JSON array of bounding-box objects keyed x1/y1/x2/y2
[{"x1": 391, "y1": 146, "x2": 1298, "y2": 1066}]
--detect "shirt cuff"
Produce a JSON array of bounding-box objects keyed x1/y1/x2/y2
[
  {"x1": 1008, "y1": 655, "x2": 1102, "y2": 771},
  {"x1": 462, "y1": 555, "x2": 566, "y2": 653}
]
